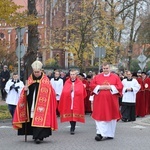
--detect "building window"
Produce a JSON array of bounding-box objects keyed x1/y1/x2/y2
[{"x1": 0, "y1": 33, "x2": 4, "y2": 39}]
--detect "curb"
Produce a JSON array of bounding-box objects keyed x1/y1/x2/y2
[
  {"x1": 134, "y1": 116, "x2": 150, "y2": 126},
  {"x1": 119, "y1": 115, "x2": 150, "y2": 126},
  {"x1": 0, "y1": 119, "x2": 11, "y2": 123}
]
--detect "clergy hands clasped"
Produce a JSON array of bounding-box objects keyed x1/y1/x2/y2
[
  {"x1": 10, "y1": 85, "x2": 20, "y2": 92},
  {"x1": 126, "y1": 88, "x2": 133, "y2": 92},
  {"x1": 99, "y1": 85, "x2": 111, "y2": 90},
  {"x1": 15, "y1": 86, "x2": 20, "y2": 93},
  {"x1": 10, "y1": 84, "x2": 15, "y2": 90}
]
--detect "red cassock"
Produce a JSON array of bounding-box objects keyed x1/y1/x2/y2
[
  {"x1": 13, "y1": 74, "x2": 58, "y2": 130},
  {"x1": 82, "y1": 79, "x2": 92, "y2": 113},
  {"x1": 145, "y1": 78, "x2": 150, "y2": 115},
  {"x1": 136, "y1": 77, "x2": 150, "y2": 117},
  {"x1": 59, "y1": 78, "x2": 87, "y2": 123},
  {"x1": 90, "y1": 73, "x2": 123, "y2": 121}
]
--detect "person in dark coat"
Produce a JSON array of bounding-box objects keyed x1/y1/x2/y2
[{"x1": 0, "y1": 65, "x2": 10, "y2": 100}]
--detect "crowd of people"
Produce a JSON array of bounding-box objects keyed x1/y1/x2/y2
[{"x1": 0, "y1": 61, "x2": 150, "y2": 144}]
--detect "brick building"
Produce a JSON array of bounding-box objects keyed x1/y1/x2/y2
[{"x1": 0, "y1": 0, "x2": 69, "y2": 69}]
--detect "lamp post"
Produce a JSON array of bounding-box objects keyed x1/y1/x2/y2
[
  {"x1": 124, "y1": 58, "x2": 129, "y2": 71},
  {"x1": 128, "y1": 53, "x2": 131, "y2": 70},
  {"x1": 128, "y1": 45, "x2": 132, "y2": 70}
]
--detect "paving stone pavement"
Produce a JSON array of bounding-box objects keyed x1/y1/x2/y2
[
  {"x1": 1, "y1": 95, "x2": 150, "y2": 150},
  {"x1": 0, "y1": 114, "x2": 150, "y2": 150}
]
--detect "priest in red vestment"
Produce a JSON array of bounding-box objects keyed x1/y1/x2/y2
[
  {"x1": 59, "y1": 69, "x2": 87, "y2": 135},
  {"x1": 84, "y1": 75, "x2": 92, "y2": 113},
  {"x1": 77, "y1": 73, "x2": 92, "y2": 114},
  {"x1": 90, "y1": 63, "x2": 123, "y2": 141},
  {"x1": 13, "y1": 60, "x2": 58, "y2": 144},
  {"x1": 136, "y1": 72, "x2": 150, "y2": 117},
  {"x1": 145, "y1": 76, "x2": 150, "y2": 115}
]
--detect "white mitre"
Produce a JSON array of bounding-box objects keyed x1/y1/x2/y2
[{"x1": 31, "y1": 60, "x2": 43, "y2": 71}]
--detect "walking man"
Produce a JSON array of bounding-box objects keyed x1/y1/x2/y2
[
  {"x1": 13, "y1": 60, "x2": 58, "y2": 144},
  {"x1": 90, "y1": 62, "x2": 123, "y2": 141},
  {"x1": 5, "y1": 72, "x2": 24, "y2": 119},
  {"x1": 59, "y1": 69, "x2": 87, "y2": 135},
  {"x1": 50, "y1": 70, "x2": 64, "y2": 117},
  {"x1": 121, "y1": 71, "x2": 140, "y2": 122}
]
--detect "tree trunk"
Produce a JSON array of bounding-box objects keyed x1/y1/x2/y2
[
  {"x1": 24, "y1": 0, "x2": 39, "y2": 80},
  {"x1": 128, "y1": 0, "x2": 137, "y2": 70}
]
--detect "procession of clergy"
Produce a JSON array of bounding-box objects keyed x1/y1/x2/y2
[{"x1": 4, "y1": 60, "x2": 149, "y2": 144}]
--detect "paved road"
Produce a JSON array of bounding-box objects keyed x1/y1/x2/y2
[{"x1": 0, "y1": 114, "x2": 150, "y2": 150}]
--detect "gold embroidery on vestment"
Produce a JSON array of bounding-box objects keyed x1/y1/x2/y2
[
  {"x1": 37, "y1": 106, "x2": 45, "y2": 113},
  {"x1": 35, "y1": 116, "x2": 43, "y2": 122},
  {"x1": 61, "y1": 113, "x2": 84, "y2": 119}
]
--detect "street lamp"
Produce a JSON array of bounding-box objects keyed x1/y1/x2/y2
[{"x1": 128, "y1": 45, "x2": 132, "y2": 70}]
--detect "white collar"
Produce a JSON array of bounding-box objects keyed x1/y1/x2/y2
[{"x1": 103, "y1": 72, "x2": 110, "y2": 76}]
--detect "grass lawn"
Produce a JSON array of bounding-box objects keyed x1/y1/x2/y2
[{"x1": 0, "y1": 105, "x2": 11, "y2": 120}]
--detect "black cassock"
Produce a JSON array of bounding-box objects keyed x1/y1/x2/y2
[{"x1": 18, "y1": 73, "x2": 52, "y2": 140}]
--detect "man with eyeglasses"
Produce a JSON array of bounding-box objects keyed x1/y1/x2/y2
[
  {"x1": 13, "y1": 60, "x2": 58, "y2": 144},
  {"x1": 90, "y1": 62, "x2": 123, "y2": 141},
  {"x1": 121, "y1": 71, "x2": 140, "y2": 122}
]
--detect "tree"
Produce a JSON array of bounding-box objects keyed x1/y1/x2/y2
[
  {"x1": 50, "y1": 0, "x2": 148, "y2": 71},
  {"x1": 23, "y1": 0, "x2": 39, "y2": 79},
  {"x1": 0, "y1": 0, "x2": 21, "y2": 69},
  {"x1": 51, "y1": 0, "x2": 122, "y2": 71},
  {"x1": 0, "y1": 0, "x2": 39, "y2": 75},
  {"x1": 137, "y1": 14, "x2": 150, "y2": 56},
  {"x1": 0, "y1": 0, "x2": 21, "y2": 20},
  {"x1": 0, "y1": 0, "x2": 38, "y2": 26},
  {"x1": 100, "y1": 0, "x2": 150, "y2": 71}
]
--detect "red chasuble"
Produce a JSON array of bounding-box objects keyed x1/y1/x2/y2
[
  {"x1": 13, "y1": 74, "x2": 58, "y2": 130},
  {"x1": 59, "y1": 78, "x2": 87, "y2": 123},
  {"x1": 90, "y1": 73, "x2": 123, "y2": 121}
]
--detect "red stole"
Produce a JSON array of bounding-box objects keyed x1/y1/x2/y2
[
  {"x1": 13, "y1": 74, "x2": 58, "y2": 130},
  {"x1": 59, "y1": 78, "x2": 86, "y2": 123}
]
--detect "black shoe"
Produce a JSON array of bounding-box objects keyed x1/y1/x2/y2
[
  {"x1": 39, "y1": 138, "x2": 43, "y2": 141},
  {"x1": 34, "y1": 139, "x2": 41, "y2": 144},
  {"x1": 70, "y1": 130, "x2": 75, "y2": 135},
  {"x1": 122, "y1": 118, "x2": 127, "y2": 122},
  {"x1": 106, "y1": 137, "x2": 114, "y2": 140},
  {"x1": 95, "y1": 134, "x2": 103, "y2": 141},
  {"x1": 70, "y1": 128, "x2": 75, "y2": 135}
]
